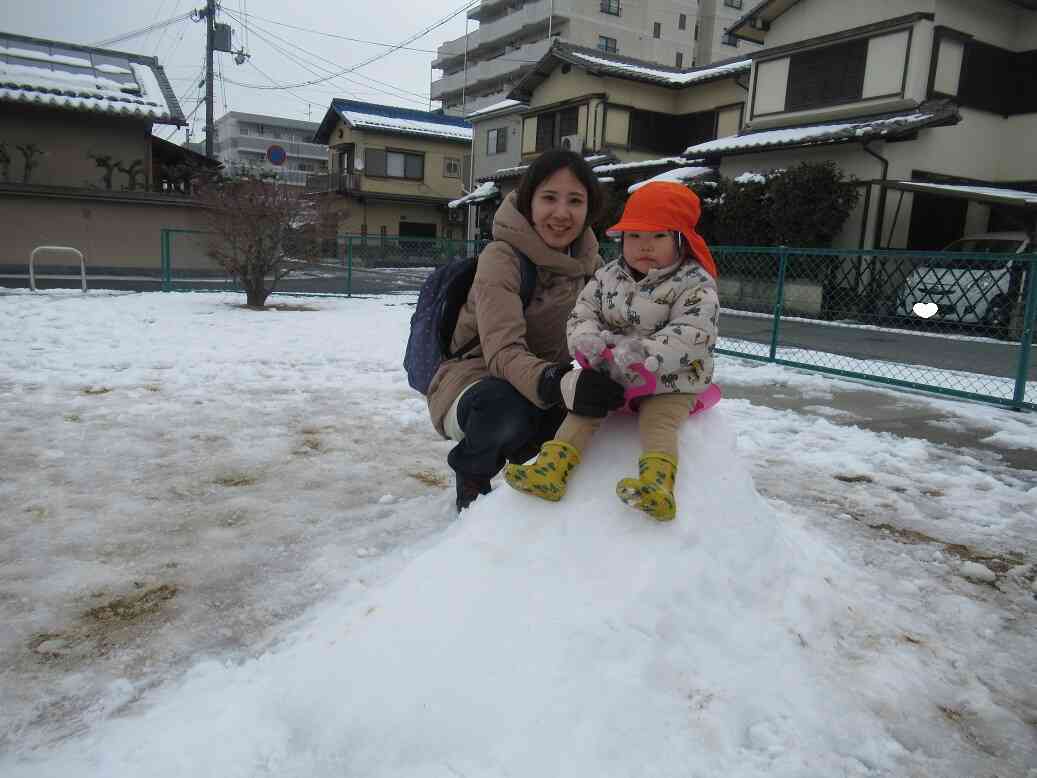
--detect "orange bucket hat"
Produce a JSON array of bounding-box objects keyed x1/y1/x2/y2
[{"x1": 607, "y1": 181, "x2": 717, "y2": 278}]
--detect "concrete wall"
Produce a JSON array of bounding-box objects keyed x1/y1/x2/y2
[
  {"x1": 470, "y1": 111, "x2": 524, "y2": 184},
  {"x1": 759, "y1": 0, "x2": 936, "y2": 49},
  {"x1": 0, "y1": 106, "x2": 152, "y2": 190},
  {"x1": 334, "y1": 200, "x2": 460, "y2": 241},
  {"x1": 0, "y1": 192, "x2": 211, "y2": 271},
  {"x1": 936, "y1": 0, "x2": 1030, "y2": 48}
]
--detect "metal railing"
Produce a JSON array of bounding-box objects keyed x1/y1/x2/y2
[
  {"x1": 155, "y1": 234, "x2": 1036, "y2": 411},
  {"x1": 304, "y1": 172, "x2": 362, "y2": 193}
]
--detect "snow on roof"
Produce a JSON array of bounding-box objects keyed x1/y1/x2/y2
[
  {"x1": 889, "y1": 181, "x2": 1037, "y2": 207},
  {"x1": 567, "y1": 51, "x2": 751, "y2": 86},
  {"x1": 0, "y1": 32, "x2": 183, "y2": 124},
  {"x1": 628, "y1": 166, "x2": 714, "y2": 193},
  {"x1": 465, "y1": 99, "x2": 525, "y2": 119},
  {"x1": 330, "y1": 99, "x2": 472, "y2": 142},
  {"x1": 685, "y1": 111, "x2": 941, "y2": 157},
  {"x1": 593, "y1": 156, "x2": 702, "y2": 174},
  {"x1": 449, "y1": 181, "x2": 500, "y2": 208}
]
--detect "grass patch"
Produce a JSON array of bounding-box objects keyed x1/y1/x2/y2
[
  {"x1": 834, "y1": 474, "x2": 874, "y2": 484},
  {"x1": 82, "y1": 386, "x2": 111, "y2": 396},
  {"x1": 410, "y1": 470, "x2": 449, "y2": 488},
  {"x1": 63, "y1": 413, "x2": 81, "y2": 422},
  {"x1": 215, "y1": 473, "x2": 257, "y2": 487},
  {"x1": 84, "y1": 584, "x2": 178, "y2": 624}
]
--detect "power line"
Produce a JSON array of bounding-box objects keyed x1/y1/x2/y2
[
  {"x1": 212, "y1": 0, "x2": 480, "y2": 91},
  {"x1": 93, "y1": 11, "x2": 195, "y2": 47},
  {"x1": 220, "y1": 8, "x2": 430, "y2": 104}
]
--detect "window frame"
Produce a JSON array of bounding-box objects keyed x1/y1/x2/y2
[
  {"x1": 723, "y1": 0, "x2": 743, "y2": 8},
  {"x1": 443, "y1": 156, "x2": 462, "y2": 178},
  {"x1": 675, "y1": 51, "x2": 683, "y2": 68},
  {"x1": 598, "y1": 35, "x2": 618, "y2": 54},
  {"x1": 784, "y1": 37, "x2": 869, "y2": 112},
  {"x1": 599, "y1": 0, "x2": 621, "y2": 17},
  {"x1": 653, "y1": 22, "x2": 661, "y2": 39},
  {"x1": 364, "y1": 147, "x2": 425, "y2": 181},
  {"x1": 486, "y1": 127, "x2": 508, "y2": 155},
  {"x1": 678, "y1": 13, "x2": 686, "y2": 30},
  {"x1": 534, "y1": 105, "x2": 581, "y2": 152}
]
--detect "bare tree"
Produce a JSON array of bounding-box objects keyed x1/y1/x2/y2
[{"x1": 195, "y1": 170, "x2": 332, "y2": 308}]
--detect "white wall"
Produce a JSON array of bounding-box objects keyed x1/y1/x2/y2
[
  {"x1": 998, "y1": 115, "x2": 1037, "y2": 181},
  {"x1": 935, "y1": 0, "x2": 1027, "y2": 48},
  {"x1": 758, "y1": 0, "x2": 936, "y2": 50}
]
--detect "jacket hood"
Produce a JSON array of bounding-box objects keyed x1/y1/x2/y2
[{"x1": 491, "y1": 192, "x2": 600, "y2": 278}]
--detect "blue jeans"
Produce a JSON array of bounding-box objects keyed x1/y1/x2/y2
[{"x1": 447, "y1": 378, "x2": 566, "y2": 480}]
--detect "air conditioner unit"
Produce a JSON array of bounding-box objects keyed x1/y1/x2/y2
[{"x1": 560, "y1": 134, "x2": 583, "y2": 152}]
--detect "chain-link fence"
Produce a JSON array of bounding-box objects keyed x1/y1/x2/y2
[
  {"x1": 710, "y1": 246, "x2": 1037, "y2": 411},
  {"x1": 158, "y1": 232, "x2": 1036, "y2": 410}
]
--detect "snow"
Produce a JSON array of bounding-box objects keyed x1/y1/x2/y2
[
  {"x1": 891, "y1": 181, "x2": 1037, "y2": 206},
  {"x1": 734, "y1": 172, "x2": 767, "y2": 184},
  {"x1": 568, "y1": 52, "x2": 751, "y2": 86},
  {"x1": 1, "y1": 290, "x2": 1036, "y2": 777},
  {"x1": 464, "y1": 98, "x2": 525, "y2": 119},
  {"x1": 685, "y1": 113, "x2": 934, "y2": 156},
  {"x1": 448, "y1": 181, "x2": 499, "y2": 208},
  {"x1": 593, "y1": 156, "x2": 703, "y2": 174},
  {"x1": 339, "y1": 108, "x2": 472, "y2": 141},
  {"x1": 628, "y1": 166, "x2": 714, "y2": 192}
]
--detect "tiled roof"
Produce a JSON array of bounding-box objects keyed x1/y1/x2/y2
[
  {"x1": 314, "y1": 99, "x2": 472, "y2": 144},
  {"x1": 0, "y1": 31, "x2": 184, "y2": 124},
  {"x1": 510, "y1": 42, "x2": 750, "y2": 100},
  {"x1": 684, "y1": 101, "x2": 960, "y2": 158},
  {"x1": 465, "y1": 99, "x2": 526, "y2": 120},
  {"x1": 481, "y1": 153, "x2": 616, "y2": 182}
]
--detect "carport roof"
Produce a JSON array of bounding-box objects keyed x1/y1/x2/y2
[{"x1": 879, "y1": 181, "x2": 1037, "y2": 208}]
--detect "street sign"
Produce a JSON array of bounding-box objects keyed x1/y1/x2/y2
[{"x1": 267, "y1": 145, "x2": 287, "y2": 166}]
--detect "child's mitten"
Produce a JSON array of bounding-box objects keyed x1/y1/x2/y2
[{"x1": 570, "y1": 331, "x2": 609, "y2": 368}]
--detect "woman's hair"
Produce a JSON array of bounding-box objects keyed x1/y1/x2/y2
[{"x1": 514, "y1": 149, "x2": 602, "y2": 230}]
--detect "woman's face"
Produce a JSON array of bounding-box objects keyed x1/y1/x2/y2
[
  {"x1": 530, "y1": 167, "x2": 589, "y2": 250},
  {"x1": 623, "y1": 231, "x2": 681, "y2": 274}
]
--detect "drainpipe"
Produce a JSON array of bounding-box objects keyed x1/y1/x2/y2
[{"x1": 859, "y1": 141, "x2": 891, "y2": 317}]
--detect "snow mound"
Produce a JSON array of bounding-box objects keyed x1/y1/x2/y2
[{"x1": 5, "y1": 410, "x2": 906, "y2": 777}]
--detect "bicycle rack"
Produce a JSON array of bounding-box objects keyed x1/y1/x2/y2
[{"x1": 29, "y1": 245, "x2": 87, "y2": 292}]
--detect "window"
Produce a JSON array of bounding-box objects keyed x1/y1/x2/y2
[
  {"x1": 240, "y1": 127, "x2": 250, "y2": 136},
  {"x1": 694, "y1": 22, "x2": 699, "y2": 40},
  {"x1": 786, "y1": 38, "x2": 868, "y2": 111},
  {"x1": 678, "y1": 13, "x2": 686, "y2": 30},
  {"x1": 365, "y1": 148, "x2": 424, "y2": 180},
  {"x1": 653, "y1": 22, "x2": 661, "y2": 39},
  {"x1": 675, "y1": 52, "x2": 683, "y2": 68},
  {"x1": 534, "y1": 106, "x2": 579, "y2": 151},
  {"x1": 724, "y1": 0, "x2": 743, "y2": 7},
  {"x1": 443, "y1": 157, "x2": 462, "y2": 178},
  {"x1": 486, "y1": 127, "x2": 508, "y2": 155},
  {"x1": 722, "y1": 33, "x2": 738, "y2": 47},
  {"x1": 598, "y1": 36, "x2": 618, "y2": 54},
  {"x1": 600, "y1": 0, "x2": 621, "y2": 16},
  {"x1": 629, "y1": 108, "x2": 716, "y2": 154}
]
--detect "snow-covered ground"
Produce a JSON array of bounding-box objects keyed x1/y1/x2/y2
[{"x1": 1, "y1": 289, "x2": 1035, "y2": 776}]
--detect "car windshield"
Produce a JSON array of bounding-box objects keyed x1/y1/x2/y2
[{"x1": 926, "y1": 238, "x2": 1022, "y2": 270}]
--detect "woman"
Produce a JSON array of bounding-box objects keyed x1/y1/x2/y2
[{"x1": 426, "y1": 150, "x2": 626, "y2": 512}]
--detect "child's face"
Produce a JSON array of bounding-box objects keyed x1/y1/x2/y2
[{"x1": 623, "y1": 231, "x2": 680, "y2": 274}]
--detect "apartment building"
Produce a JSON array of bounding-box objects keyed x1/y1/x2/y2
[
  {"x1": 208, "y1": 111, "x2": 328, "y2": 187},
  {"x1": 432, "y1": 0, "x2": 760, "y2": 116}
]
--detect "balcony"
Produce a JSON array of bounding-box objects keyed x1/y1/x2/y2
[
  {"x1": 305, "y1": 172, "x2": 362, "y2": 194},
  {"x1": 437, "y1": 0, "x2": 565, "y2": 70},
  {"x1": 432, "y1": 37, "x2": 553, "y2": 101}
]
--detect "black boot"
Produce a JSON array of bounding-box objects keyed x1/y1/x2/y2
[{"x1": 455, "y1": 474, "x2": 492, "y2": 513}]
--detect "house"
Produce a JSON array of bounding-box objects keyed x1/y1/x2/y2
[
  {"x1": 207, "y1": 111, "x2": 327, "y2": 187},
  {"x1": 309, "y1": 100, "x2": 472, "y2": 241},
  {"x1": 432, "y1": 0, "x2": 761, "y2": 116},
  {"x1": 685, "y1": 0, "x2": 1037, "y2": 251},
  {"x1": 458, "y1": 41, "x2": 749, "y2": 235},
  {"x1": 0, "y1": 30, "x2": 218, "y2": 284}
]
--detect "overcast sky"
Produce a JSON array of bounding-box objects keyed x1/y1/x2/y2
[{"x1": 1, "y1": 0, "x2": 474, "y2": 142}]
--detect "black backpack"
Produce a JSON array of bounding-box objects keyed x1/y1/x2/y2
[{"x1": 404, "y1": 248, "x2": 538, "y2": 395}]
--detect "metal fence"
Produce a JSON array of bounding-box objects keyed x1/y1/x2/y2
[{"x1": 124, "y1": 233, "x2": 1037, "y2": 411}]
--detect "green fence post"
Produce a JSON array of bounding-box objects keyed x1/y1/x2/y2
[
  {"x1": 346, "y1": 234, "x2": 353, "y2": 298},
  {"x1": 769, "y1": 246, "x2": 789, "y2": 362},
  {"x1": 1011, "y1": 256, "x2": 1037, "y2": 410},
  {"x1": 160, "y1": 229, "x2": 170, "y2": 292}
]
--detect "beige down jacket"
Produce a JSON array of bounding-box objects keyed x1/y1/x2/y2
[
  {"x1": 567, "y1": 257, "x2": 720, "y2": 395},
  {"x1": 426, "y1": 192, "x2": 602, "y2": 438}
]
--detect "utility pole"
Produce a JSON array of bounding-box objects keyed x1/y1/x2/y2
[{"x1": 205, "y1": 0, "x2": 216, "y2": 158}]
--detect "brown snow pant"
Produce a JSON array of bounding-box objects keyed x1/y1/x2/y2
[{"x1": 553, "y1": 393, "x2": 698, "y2": 458}]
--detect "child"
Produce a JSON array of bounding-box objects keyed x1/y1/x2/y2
[{"x1": 504, "y1": 181, "x2": 720, "y2": 521}]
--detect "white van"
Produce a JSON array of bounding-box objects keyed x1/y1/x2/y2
[{"x1": 896, "y1": 231, "x2": 1032, "y2": 332}]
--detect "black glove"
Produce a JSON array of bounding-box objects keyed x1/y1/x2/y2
[{"x1": 538, "y1": 363, "x2": 625, "y2": 418}]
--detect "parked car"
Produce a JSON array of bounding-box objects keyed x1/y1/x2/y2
[{"x1": 896, "y1": 231, "x2": 1032, "y2": 335}]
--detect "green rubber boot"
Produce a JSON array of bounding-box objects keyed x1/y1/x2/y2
[
  {"x1": 616, "y1": 452, "x2": 678, "y2": 521},
  {"x1": 504, "y1": 440, "x2": 581, "y2": 502}
]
